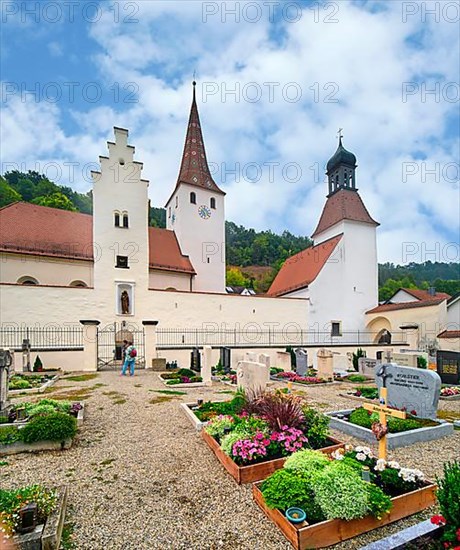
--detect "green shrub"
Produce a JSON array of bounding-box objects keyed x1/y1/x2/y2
[
  {"x1": 347, "y1": 374, "x2": 367, "y2": 383},
  {"x1": 33, "y1": 355, "x2": 43, "y2": 372},
  {"x1": 436, "y1": 461, "x2": 460, "y2": 545},
  {"x1": 349, "y1": 408, "x2": 373, "y2": 429},
  {"x1": 9, "y1": 378, "x2": 31, "y2": 390},
  {"x1": 162, "y1": 372, "x2": 180, "y2": 380},
  {"x1": 37, "y1": 399, "x2": 71, "y2": 413},
  {"x1": 356, "y1": 386, "x2": 379, "y2": 399},
  {"x1": 190, "y1": 376, "x2": 202, "y2": 383},
  {"x1": 312, "y1": 461, "x2": 369, "y2": 520},
  {"x1": 352, "y1": 348, "x2": 366, "y2": 371},
  {"x1": 377, "y1": 467, "x2": 420, "y2": 497},
  {"x1": 205, "y1": 416, "x2": 235, "y2": 439},
  {"x1": 417, "y1": 356, "x2": 427, "y2": 369},
  {"x1": 177, "y1": 368, "x2": 195, "y2": 377},
  {"x1": 20, "y1": 412, "x2": 77, "y2": 443},
  {"x1": 0, "y1": 416, "x2": 9, "y2": 424},
  {"x1": 302, "y1": 407, "x2": 329, "y2": 449},
  {"x1": 270, "y1": 367, "x2": 284, "y2": 375},
  {"x1": 387, "y1": 417, "x2": 420, "y2": 433},
  {"x1": 221, "y1": 430, "x2": 251, "y2": 455},
  {"x1": 284, "y1": 449, "x2": 329, "y2": 478},
  {"x1": 27, "y1": 404, "x2": 57, "y2": 417},
  {"x1": 0, "y1": 426, "x2": 21, "y2": 445},
  {"x1": 261, "y1": 469, "x2": 325, "y2": 523},
  {"x1": 366, "y1": 482, "x2": 392, "y2": 519},
  {"x1": 166, "y1": 379, "x2": 182, "y2": 385}
]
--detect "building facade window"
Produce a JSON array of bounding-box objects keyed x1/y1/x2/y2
[
  {"x1": 116, "y1": 255, "x2": 129, "y2": 269},
  {"x1": 190, "y1": 192, "x2": 196, "y2": 204},
  {"x1": 168, "y1": 207, "x2": 171, "y2": 218},
  {"x1": 210, "y1": 197, "x2": 216, "y2": 209},
  {"x1": 17, "y1": 276, "x2": 39, "y2": 285},
  {"x1": 70, "y1": 280, "x2": 88, "y2": 288},
  {"x1": 331, "y1": 321, "x2": 342, "y2": 337},
  {"x1": 175, "y1": 196, "x2": 178, "y2": 207},
  {"x1": 114, "y1": 212, "x2": 120, "y2": 227},
  {"x1": 122, "y1": 213, "x2": 129, "y2": 228}
]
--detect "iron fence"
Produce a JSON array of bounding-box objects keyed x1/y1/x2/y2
[
  {"x1": 156, "y1": 329, "x2": 408, "y2": 349},
  {"x1": 0, "y1": 326, "x2": 83, "y2": 350}
]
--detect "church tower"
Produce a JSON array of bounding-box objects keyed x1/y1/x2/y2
[
  {"x1": 92, "y1": 127, "x2": 150, "y2": 318},
  {"x1": 310, "y1": 135, "x2": 380, "y2": 330},
  {"x1": 165, "y1": 82, "x2": 226, "y2": 293}
]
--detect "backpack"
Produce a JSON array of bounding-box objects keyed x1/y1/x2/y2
[{"x1": 130, "y1": 348, "x2": 137, "y2": 358}]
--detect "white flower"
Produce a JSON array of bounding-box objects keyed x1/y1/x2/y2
[
  {"x1": 361, "y1": 446, "x2": 373, "y2": 457},
  {"x1": 355, "y1": 445, "x2": 364, "y2": 453},
  {"x1": 374, "y1": 459, "x2": 387, "y2": 471},
  {"x1": 398, "y1": 467, "x2": 425, "y2": 483},
  {"x1": 356, "y1": 452, "x2": 367, "y2": 461},
  {"x1": 331, "y1": 449, "x2": 344, "y2": 460},
  {"x1": 388, "y1": 461, "x2": 400, "y2": 470}
]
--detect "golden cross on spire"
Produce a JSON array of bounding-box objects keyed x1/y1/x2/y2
[{"x1": 337, "y1": 128, "x2": 343, "y2": 140}]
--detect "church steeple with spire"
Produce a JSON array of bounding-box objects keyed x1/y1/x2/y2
[
  {"x1": 326, "y1": 131, "x2": 358, "y2": 196},
  {"x1": 165, "y1": 81, "x2": 226, "y2": 293}
]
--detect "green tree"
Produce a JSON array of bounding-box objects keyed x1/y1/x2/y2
[
  {"x1": 31, "y1": 192, "x2": 77, "y2": 211},
  {"x1": 0, "y1": 177, "x2": 21, "y2": 207},
  {"x1": 226, "y1": 267, "x2": 250, "y2": 287}
]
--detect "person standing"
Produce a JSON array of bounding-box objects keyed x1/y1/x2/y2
[{"x1": 121, "y1": 341, "x2": 137, "y2": 376}]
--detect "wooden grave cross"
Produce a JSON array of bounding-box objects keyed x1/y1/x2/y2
[{"x1": 363, "y1": 364, "x2": 406, "y2": 460}]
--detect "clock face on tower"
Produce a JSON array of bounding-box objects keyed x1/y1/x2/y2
[{"x1": 198, "y1": 205, "x2": 211, "y2": 219}]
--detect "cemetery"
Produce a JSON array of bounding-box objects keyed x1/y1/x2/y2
[{"x1": 8, "y1": 372, "x2": 60, "y2": 395}]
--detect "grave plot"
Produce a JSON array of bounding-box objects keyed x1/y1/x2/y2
[
  {"x1": 1, "y1": 485, "x2": 68, "y2": 550},
  {"x1": 328, "y1": 363, "x2": 454, "y2": 449},
  {"x1": 195, "y1": 389, "x2": 343, "y2": 484},
  {"x1": 158, "y1": 368, "x2": 205, "y2": 387},
  {"x1": 253, "y1": 446, "x2": 436, "y2": 550},
  {"x1": 8, "y1": 372, "x2": 60, "y2": 395}
]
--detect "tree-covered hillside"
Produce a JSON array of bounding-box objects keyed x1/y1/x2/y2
[{"x1": 1, "y1": 170, "x2": 458, "y2": 296}]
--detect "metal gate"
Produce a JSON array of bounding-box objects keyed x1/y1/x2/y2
[{"x1": 97, "y1": 322, "x2": 145, "y2": 370}]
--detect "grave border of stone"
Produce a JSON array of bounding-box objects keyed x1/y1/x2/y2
[
  {"x1": 0, "y1": 404, "x2": 85, "y2": 456},
  {"x1": 338, "y1": 393, "x2": 378, "y2": 404},
  {"x1": 270, "y1": 375, "x2": 338, "y2": 387},
  {"x1": 358, "y1": 518, "x2": 443, "y2": 550},
  {"x1": 326, "y1": 408, "x2": 454, "y2": 449},
  {"x1": 9, "y1": 373, "x2": 61, "y2": 396},
  {"x1": 12, "y1": 485, "x2": 68, "y2": 550},
  {"x1": 201, "y1": 429, "x2": 344, "y2": 484},
  {"x1": 157, "y1": 373, "x2": 206, "y2": 388},
  {"x1": 253, "y1": 480, "x2": 437, "y2": 550},
  {"x1": 181, "y1": 401, "x2": 233, "y2": 431}
]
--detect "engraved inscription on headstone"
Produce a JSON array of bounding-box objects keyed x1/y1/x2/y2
[{"x1": 375, "y1": 363, "x2": 441, "y2": 419}]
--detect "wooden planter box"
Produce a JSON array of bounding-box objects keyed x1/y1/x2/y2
[
  {"x1": 253, "y1": 481, "x2": 437, "y2": 550},
  {"x1": 12, "y1": 485, "x2": 68, "y2": 550},
  {"x1": 202, "y1": 430, "x2": 344, "y2": 484}
]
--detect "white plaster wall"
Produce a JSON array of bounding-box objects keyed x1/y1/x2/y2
[
  {"x1": 447, "y1": 298, "x2": 460, "y2": 327},
  {"x1": 166, "y1": 183, "x2": 225, "y2": 293},
  {"x1": 12, "y1": 350, "x2": 85, "y2": 372},
  {"x1": 310, "y1": 220, "x2": 378, "y2": 332},
  {"x1": 0, "y1": 253, "x2": 93, "y2": 287},
  {"x1": 390, "y1": 289, "x2": 420, "y2": 303},
  {"x1": 0, "y1": 284, "x2": 308, "y2": 329},
  {"x1": 149, "y1": 270, "x2": 191, "y2": 291},
  {"x1": 284, "y1": 287, "x2": 309, "y2": 299},
  {"x1": 92, "y1": 128, "x2": 150, "y2": 319}
]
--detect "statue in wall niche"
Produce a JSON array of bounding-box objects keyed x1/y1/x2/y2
[
  {"x1": 378, "y1": 330, "x2": 392, "y2": 345},
  {"x1": 121, "y1": 290, "x2": 130, "y2": 315}
]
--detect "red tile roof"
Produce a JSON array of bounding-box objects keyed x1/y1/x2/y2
[
  {"x1": 267, "y1": 235, "x2": 342, "y2": 297},
  {"x1": 437, "y1": 330, "x2": 460, "y2": 339},
  {"x1": 311, "y1": 189, "x2": 378, "y2": 239},
  {"x1": 397, "y1": 288, "x2": 451, "y2": 301},
  {"x1": 0, "y1": 202, "x2": 195, "y2": 274},
  {"x1": 166, "y1": 83, "x2": 224, "y2": 206},
  {"x1": 366, "y1": 299, "x2": 446, "y2": 314}
]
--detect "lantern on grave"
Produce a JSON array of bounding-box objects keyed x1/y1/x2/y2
[{"x1": 17, "y1": 502, "x2": 38, "y2": 534}]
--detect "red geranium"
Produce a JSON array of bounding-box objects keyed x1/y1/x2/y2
[{"x1": 431, "y1": 515, "x2": 446, "y2": 526}]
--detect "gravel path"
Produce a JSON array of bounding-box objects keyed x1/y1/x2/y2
[{"x1": 2, "y1": 372, "x2": 459, "y2": 550}]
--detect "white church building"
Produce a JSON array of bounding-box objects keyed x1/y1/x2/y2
[{"x1": 0, "y1": 82, "x2": 390, "y2": 365}]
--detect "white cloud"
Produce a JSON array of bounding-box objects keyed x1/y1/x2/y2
[{"x1": 47, "y1": 41, "x2": 63, "y2": 57}]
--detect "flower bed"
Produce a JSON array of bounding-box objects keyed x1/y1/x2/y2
[
  {"x1": 200, "y1": 390, "x2": 344, "y2": 483},
  {"x1": 158, "y1": 368, "x2": 204, "y2": 387},
  {"x1": 340, "y1": 386, "x2": 379, "y2": 403},
  {"x1": 440, "y1": 386, "x2": 460, "y2": 400},
  {"x1": 8, "y1": 373, "x2": 60, "y2": 395},
  {"x1": 327, "y1": 408, "x2": 454, "y2": 449},
  {"x1": 271, "y1": 372, "x2": 334, "y2": 386},
  {"x1": 253, "y1": 445, "x2": 436, "y2": 549},
  {"x1": 1, "y1": 485, "x2": 68, "y2": 549},
  {"x1": 0, "y1": 399, "x2": 83, "y2": 456}
]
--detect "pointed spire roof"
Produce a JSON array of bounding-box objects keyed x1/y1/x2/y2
[{"x1": 172, "y1": 81, "x2": 224, "y2": 199}]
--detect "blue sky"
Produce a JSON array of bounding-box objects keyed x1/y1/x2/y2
[{"x1": 1, "y1": 0, "x2": 459, "y2": 264}]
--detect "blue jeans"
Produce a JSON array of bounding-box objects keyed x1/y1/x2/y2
[{"x1": 122, "y1": 359, "x2": 135, "y2": 376}]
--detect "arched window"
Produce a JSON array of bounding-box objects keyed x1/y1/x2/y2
[
  {"x1": 175, "y1": 196, "x2": 178, "y2": 207},
  {"x1": 344, "y1": 171, "x2": 348, "y2": 186},
  {"x1": 17, "y1": 276, "x2": 39, "y2": 286},
  {"x1": 114, "y1": 212, "x2": 120, "y2": 227},
  {"x1": 123, "y1": 213, "x2": 129, "y2": 228},
  {"x1": 168, "y1": 207, "x2": 171, "y2": 218},
  {"x1": 190, "y1": 192, "x2": 196, "y2": 204},
  {"x1": 335, "y1": 174, "x2": 339, "y2": 187},
  {"x1": 70, "y1": 280, "x2": 88, "y2": 288},
  {"x1": 210, "y1": 197, "x2": 216, "y2": 209}
]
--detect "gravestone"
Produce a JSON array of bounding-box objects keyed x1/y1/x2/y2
[
  {"x1": 202, "y1": 346, "x2": 212, "y2": 385},
  {"x1": 392, "y1": 351, "x2": 428, "y2": 368},
  {"x1": 220, "y1": 347, "x2": 231, "y2": 374},
  {"x1": 245, "y1": 351, "x2": 257, "y2": 362},
  {"x1": 375, "y1": 363, "x2": 441, "y2": 419},
  {"x1": 258, "y1": 353, "x2": 271, "y2": 383},
  {"x1": 295, "y1": 349, "x2": 308, "y2": 376},
  {"x1": 190, "y1": 347, "x2": 201, "y2": 372},
  {"x1": 317, "y1": 348, "x2": 334, "y2": 380},
  {"x1": 276, "y1": 351, "x2": 291, "y2": 372},
  {"x1": 0, "y1": 349, "x2": 13, "y2": 415},
  {"x1": 437, "y1": 350, "x2": 460, "y2": 385},
  {"x1": 236, "y1": 361, "x2": 268, "y2": 392},
  {"x1": 358, "y1": 357, "x2": 378, "y2": 377},
  {"x1": 332, "y1": 354, "x2": 349, "y2": 372}
]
